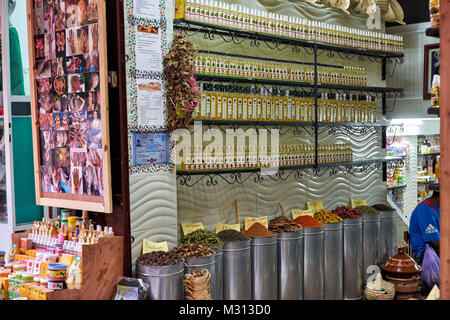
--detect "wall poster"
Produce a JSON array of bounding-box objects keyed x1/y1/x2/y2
[{"x1": 27, "y1": 0, "x2": 112, "y2": 213}]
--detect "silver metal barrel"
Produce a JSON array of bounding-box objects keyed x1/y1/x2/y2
[
  {"x1": 213, "y1": 246, "x2": 223, "y2": 300},
  {"x1": 277, "y1": 231, "x2": 303, "y2": 300},
  {"x1": 223, "y1": 240, "x2": 251, "y2": 300},
  {"x1": 303, "y1": 226, "x2": 324, "y2": 300},
  {"x1": 136, "y1": 260, "x2": 185, "y2": 300},
  {"x1": 251, "y1": 236, "x2": 277, "y2": 300},
  {"x1": 324, "y1": 222, "x2": 343, "y2": 300},
  {"x1": 343, "y1": 217, "x2": 363, "y2": 300},
  {"x1": 184, "y1": 253, "x2": 216, "y2": 299},
  {"x1": 380, "y1": 210, "x2": 397, "y2": 265},
  {"x1": 362, "y1": 214, "x2": 381, "y2": 284}
]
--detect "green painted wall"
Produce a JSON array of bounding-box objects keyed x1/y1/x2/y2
[{"x1": 12, "y1": 116, "x2": 43, "y2": 224}]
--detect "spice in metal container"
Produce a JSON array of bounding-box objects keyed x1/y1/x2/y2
[
  {"x1": 182, "y1": 229, "x2": 224, "y2": 248},
  {"x1": 136, "y1": 251, "x2": 182, "y2": 266},
  {"x1": 293, "y1": 215, "x2": 323, "y2": 228},
  {"x1": 355, "y1": 205, "x2": 380, "y2": 215},
  {"x1": 242, "y1": 222, "x2": 276, "y2": 237},
  {"x1": 171, "y1": 243, "x2": 215, "y2": 258},
  {"x1": 332, "y1": 206, "x2": 361, "y2": 219},
  {"x1": 269, "y1": 216, "x2": 303, "y2": 233},
  {"x1": 217, "y1": 230, "x2": 250, "y2": 242},
  {"x1": 313, "y1": 209, "x2": 343, "y2": 224},
  {"x1": 372, "y1": 204, "x2": 395, "y2": 211}
]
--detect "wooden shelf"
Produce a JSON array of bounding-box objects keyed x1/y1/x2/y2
[{"x1": 12, "y1": 230, "x2": 124, "y2": 300}]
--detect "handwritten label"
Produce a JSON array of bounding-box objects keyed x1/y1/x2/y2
[
  {"x1": 180, "y1": 222, "x2": 205, "y2": 235},
  {"x1": 350, "y1": 198, "x2": 368, "y2": 208},
  {"x1": 306, "y1": 201, "x2": 324, "y2": 213},
  {"x1": 216, "y1": 222, "x2": 241, "y2": 234},
  {"x1": 142, "y1": 239, "x2": 169, "y2": 254},
  {"x1": 244, "y1": 216, "x2": 268, "y2": 231},
  {"x1": 291, "y1": 209, "x2": 314, "y2": 220}
]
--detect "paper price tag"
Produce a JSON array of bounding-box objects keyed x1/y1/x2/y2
[
  {"x1": 181, "y1": 222, "x2": 205, "y2": 235},
  {"x1": 244, "y1": 216, "x2": 268, "y2": 231},
  {"x1": 142, "y1": 239, "x2": 169, "y2": 254},
  {"x1": 216, "y1": 222, "x2": 241, "y2": 234},
  {"x1": 291, "y1": 209, "x2": 314, "y2": 220},
  {"x1": 306, "y1": 201, "x2": 324, "y2": 213},
  {"x1": 349, "y1": 198, "x2": 368, "y2": 208}
]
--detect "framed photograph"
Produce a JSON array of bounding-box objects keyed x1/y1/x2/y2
[
  {"x1": 27, "y1": 0, "x2": 112, "y2": 213},
  {"x1": 423, "y1": 43, "x2": 440, "y2": 100}
]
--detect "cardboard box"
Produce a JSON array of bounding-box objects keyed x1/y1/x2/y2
[
  {"x1": 20, "y1": 238, "x2": 33, "y2": 250},
  {"x1": 39, "y1": 288, "x2": 53, "y2": 300},
  {"x1": 25, "y1": 250, "x2": 37, "y2": 257},
  {"x1": 59, "y1": 254, "x2": 75, "y2": 267}
]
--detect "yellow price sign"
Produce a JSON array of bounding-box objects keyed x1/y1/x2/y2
[
  {"x1": 142, "y1": 239, "x2": 169, "y2": 254},
  {"x1": 244, "y1": 216, "x2": 268, "y2": 231},
  {"x1": 216, "y1": 222, "x2": 241, "y2": 234},
  {"x1": 180, "y1": 222, "x2": 205, "y2": 236},
  {"x1": 349, "y1": 198, "x2": 368, "y2": 208},
  {"x1": 291, "y1": 209, "x2": 314, "y2": 220},
  {"x1": 307, "y1": 201, "x2": 324, "y2": 213}
]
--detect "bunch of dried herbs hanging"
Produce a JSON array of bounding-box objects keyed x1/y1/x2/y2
[{"x1": 163, "y1": 32, "x2": 200, "y2": 132}]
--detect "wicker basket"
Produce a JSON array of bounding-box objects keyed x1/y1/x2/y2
[{"x1": 365, "y1": 281, "x2": 396, "y2": 300}]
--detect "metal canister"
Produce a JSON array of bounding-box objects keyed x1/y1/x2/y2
[
  {"x1": 251, "y1": 236, "x2": 277, "y2": 300},
  {"x1": 213, "y1": 246, "x2": 223, "y2": 300},
  {"x1": 136, "y1": 260, "x2": 185, "y2": 300},
  {"x1": 277, "y1": 231, "x2": 303, "y2": 300},
  {"x1": 380, "y1": 210, "x2": 398, "y2": 265},
  {"x1": 223, "y1": 240, "x2": 251, "y2": 300},
  {"x1": 343, "y1": 217, "x2": 362, "y2": 300},
  {"x1": 362, "y1": 214, "x2": 381, "y2": 284},
  {"x1": 324, "y1": 222, "x2": 343, "y2": 300},
  {"x1": 303, "y1": 226, "x2": 324, "y2": 300},
  {"x1": 184, "y1": 253, "x2": 216, "y2": 299}
]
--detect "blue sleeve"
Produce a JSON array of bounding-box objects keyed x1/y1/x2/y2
[{"x1": 416, "y1": 204, "x2": 440, "y2": 242}]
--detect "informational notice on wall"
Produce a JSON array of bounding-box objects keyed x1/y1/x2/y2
[
  {"x1": 131, "y1": 132, "x2": 169, "y2": 167},
  {"x1": 133, "y1": 0, "x2": 161, "y2": 21},
  {"x1": 136, "y1": 79, "x2": 164, "y2": 127},
  {"x1": 135, "y1": 25, "x2": 162, "y2": 73}
]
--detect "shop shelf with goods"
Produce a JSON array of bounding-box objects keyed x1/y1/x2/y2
[
  {"x1": 173, "y1": 12, "x2": 405, "y2": 186},
  {"x1": 416, "y1": 135, "x2": 440, "y2": 203}
]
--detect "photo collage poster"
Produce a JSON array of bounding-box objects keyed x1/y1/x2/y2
[{"x1": 34, "y1": 0, "x2": 104, "y2": 197}]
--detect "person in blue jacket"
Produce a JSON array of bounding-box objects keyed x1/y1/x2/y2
[{"x1": 409, "y1": 191, "x2": 440, "y2": 265}]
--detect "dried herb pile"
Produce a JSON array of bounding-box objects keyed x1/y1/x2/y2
[
  {"x1": 181, "y1": 229, "x2": 224, "y2": 248},
  {"x1": 313, "y1": 209, "x2": 343, "y2": 224},
  {"x1": 355, "y1": 205, "x2": 380, "y2": 215},
  {"x1": 372, "y1": 204, "x2": 395, "y2": 211},
  {"x1": 269, "y1": 216, "x2": 303, "y2": 233},
  {"x1": 172, "y1": 243, "x2": 215, "y2": 258},
  {"x1": 217, "y1": 230, "x2": 250, "y2": 242},
  {"x1": 293, "y1": 215, "x2": 323, "y2": 228},
  {"x1": 136, "y1": 251, "x2": 182, "y2": 266},
  {"x1": 163, "y1": 32, "x2": 201, "y2": 131},
  {"x1": 332, "y1": 206, "x2": 361, "y2": 219},
  {"x1": 242, "y1": 223, "x2": 276, "y2": 237}
]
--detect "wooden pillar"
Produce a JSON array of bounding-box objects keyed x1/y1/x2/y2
[{"x1": 440, "y1": 0, "x2": 450, "y2": 300}]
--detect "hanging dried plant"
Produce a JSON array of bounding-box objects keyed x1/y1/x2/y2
[{"x1": 163, "y1": 32, "x2": 201, "y2": 132}]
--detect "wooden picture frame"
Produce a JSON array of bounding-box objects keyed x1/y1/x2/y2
[
  {"x1": 27, "y1": 0, "x2": 112, "y2": 213},
  {"x1": 423, "y1": 43, "x2": 440, "y2": 100}
]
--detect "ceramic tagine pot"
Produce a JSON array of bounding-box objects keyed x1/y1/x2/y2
[{"x1": 381, "y1": 246, "x2": 423, "y2": 278}]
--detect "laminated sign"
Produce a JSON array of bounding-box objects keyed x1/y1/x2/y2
[
  {"x1": 181, "y1": 222, "x2": 205, "y2": 235},
  {"x1": 291, "y1": 209, "x2": 314, "y2": 220},
  {"x1": 216, "y1": 222, "x2": 240, "y2": 234},
  {"x1": 306, "y1": 201, "x2": 324, "y2": 213},
  {"x1": 349, "y1": 198, "x2": 368, "y2": 208},
  {"x1": 142, "y1": 239, "x2": 169, "y2": 254},
  {"x1": 244, "y1": 216, "x2": 268, "y2": 231}
]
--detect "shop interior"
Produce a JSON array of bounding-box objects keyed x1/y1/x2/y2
[{"x1": 0, "y1": 0, "x2": 446, "y2": 301}]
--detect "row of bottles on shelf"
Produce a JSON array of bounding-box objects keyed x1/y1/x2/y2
[
  {"x1": 418, "y1": 135, "x2": 440, "y2": 154},
  {"x1": 194, "y1": 53, "x2": 368, "y2": 86},
  {"x1": 194, "y1": 85, "x2": 378, "y2": 123},
  {"x1": 179, "y1": 143, "x2": 353, "y2": 171},
  {"x1": 175, "y1": 0, "x2": 404, "y2": 53},
  {"x1": 387, "y1": 164, "x2": 405, "y2": 187},
  {"x1": 417, "y1": 155, "x2": 440, "y2": 184},
  {"x1": 29, "y1": 211, "x2": 115, "y2": 256}
]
